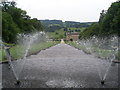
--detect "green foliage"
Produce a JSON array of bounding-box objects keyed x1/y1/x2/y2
[
  {"x1": 40, "y1": 20, "x2": 63, "y2": 32},
  {"x1": 1, "y1": 1, "x2": 43, "y2": 43},
  {"x1": 79, "y1": 23, "x2": 100, "y2": 39},
  {"x1": 2, "y1": 12, "x2": 20, "y2": 43},
  {"x1": 30, "y1": 18, "x2": 43, "y2": 31},
  {"x1": 99, "y1": 1, "x2": 120, "y2": 36},
  {"x1": 64, "y1": 21, "x2": 93, "y2": 28},
  {"x1": 79, "y1": 1, "x2": 120, "y2": 39},
  {"x1": 46, "y1": 28, "x2": 65, "y2": 40},
  {"x1": 46, "y1": 24, "x2": 63, "y2": 32}
]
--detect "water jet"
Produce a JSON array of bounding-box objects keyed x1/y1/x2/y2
[
  {"x1": 77, "y1": 35, "x2": 118, "y2": 85},
  {"x1": 5, "y1": 32, "x2": 47, "y2": 85}
]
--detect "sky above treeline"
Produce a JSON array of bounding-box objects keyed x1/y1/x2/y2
[{"x1": 15, "y1": 0, "x2": 117, "y2": 22}]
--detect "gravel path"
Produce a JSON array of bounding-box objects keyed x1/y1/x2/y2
[{"x1": 2, "y1": 43, "x2": 119, "y2": 88}]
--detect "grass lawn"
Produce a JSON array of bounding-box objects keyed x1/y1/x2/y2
[
  {"x1": 46, "y1": 28, "x2": 65, "y2": 40},
  {"x1": 0, "y1": 49, "x2": 4, "y2": 61},
  {"x1": 66, "y1": 41, "x2": 119, "y2": 60},
  {"x1": 0, "y1": 41, "x2": 59, "y2": 62}
]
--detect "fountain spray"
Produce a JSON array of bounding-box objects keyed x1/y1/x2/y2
[
  {"x1": 13, "y1": 33, "x2": 38, "y2": 85},
  {"x1": 77, "y1": 36, "x2": 118, "y2": 86},
  {"x1": 2, "y1": 32, "x2": 46, "y2": 86},
  {"x1": 3, "y1": 46, "x2": 20, "y2": 85}
]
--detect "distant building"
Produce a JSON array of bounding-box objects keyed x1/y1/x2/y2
[{"x1": 66, "y1": 32, "x2": 79, "y2": 41}]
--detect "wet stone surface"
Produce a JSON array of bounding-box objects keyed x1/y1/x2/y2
[{"x1": 2, "y1": 43, "x2": 119, "y2": 88}]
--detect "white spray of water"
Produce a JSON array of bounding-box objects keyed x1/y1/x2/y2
[
  {"x1": 77, "y1": 35, "x2": 118, "y2": 81},
  {"x1": 2, "y1": 41, "x2": 19, "y2": 81},
  {"x1": 3, "y1": 32, "x2": 47, "y2": 82},
  {"x1": 16, "y1": 32, "x2": 46, "y2": 80}
]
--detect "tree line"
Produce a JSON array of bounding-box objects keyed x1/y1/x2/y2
[
  {"x1": 79, "y1": 1, "x2": 120, "y2": 39},
  {"x1": 1, "y1": 1, "x2": 43, "y2": 43},
  {"x1": 40, "y1": 20, "x2": 92, "y2": 32}
]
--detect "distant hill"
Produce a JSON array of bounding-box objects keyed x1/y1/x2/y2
[
  {"x1": 64, "y1": 21, "x2": 94, "y2": 28},
  {"x1": 40, "y1": 20, "x2": 63, "y2": 27},
  {"x1": 40, "y1": 19, "x2": 95, "y2": 32}
]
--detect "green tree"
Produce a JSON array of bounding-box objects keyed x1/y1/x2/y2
[
  {"x1": 99, "y1": 1, "x2": 120, "y2": 36},
  {"x1": 1, "y1": 1, "x2": 43, "y2": 43},
  {"x1": 79, "y1": 1, "x2": 120, "y2": 39},
  {"x1": 2, "y1": 12, "x2": 20, "y2": 43},
  {"x1": 79, "y1": 23, "x2": 100, "y2": 39}
]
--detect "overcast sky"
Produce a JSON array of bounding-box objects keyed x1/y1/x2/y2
[{"x1": 16, "y1": 0, "x2": 117, "y2": 22}]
